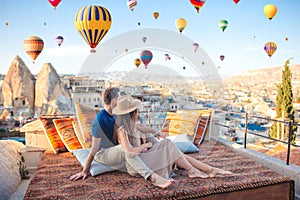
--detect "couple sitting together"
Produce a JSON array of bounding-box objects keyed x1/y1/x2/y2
[{"x1": 70, "y1": 87, "x2": 231, "y2": 188}]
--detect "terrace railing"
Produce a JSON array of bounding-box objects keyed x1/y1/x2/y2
[{"x1": 213, "y1": 110, "x2": 300, "y2": 165}]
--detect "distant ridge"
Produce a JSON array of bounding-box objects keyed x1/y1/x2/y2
[{"x1": 223, "y1": 64, "x2": 300, "y2": 85}]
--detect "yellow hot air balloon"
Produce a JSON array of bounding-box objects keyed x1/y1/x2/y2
[
  {"x1": 264, "y1": 42, "x2": 277, "y2": 57},
  {"x1": 74, "y1": 5, "x2": 112, "y2": 52},
  {"x1": 153, "y1": 12, "x2": 159, "y2": 19},
  {"x1": 134, "y1": 58, "x2": 141, "y2": 68},
  {"x1": 175, "y1": 18, "x2": 187, "y2": 33},
  {"x1": 23, "y1": 36, "x2": 44, "y2": 63},
  {"x1": 264, "y1": 4, "x2": 277, "y2": 21}
]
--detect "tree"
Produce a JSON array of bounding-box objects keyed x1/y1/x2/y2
[{"x1": 270, "y1": 59, "x2": 297, "y2": 144}]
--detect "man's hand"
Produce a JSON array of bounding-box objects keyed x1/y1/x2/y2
[{"x1": 69, "y1": 171, "x2": 89, "y2": 181}]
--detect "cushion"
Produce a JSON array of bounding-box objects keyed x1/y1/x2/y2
[
  {"x1": 167, "y1": 134, "x2": 199, "y2": 153},
  {"x1": 53, "y1": 118, "x2": 82, "y2": 152},
  {"x1": 72, "y1": 148, "x2": 115, "y2": 176},
  {"x1": 161, "y1": 111, "x2": 200, "y2": 138},
  {"x1": 74, "y1": 103, "x2": 101, "y2": 148},
  {"x1": 39, "y1": 117, "x2": 67, "y2": 154},
  {"x1": 72, "y1": 120, "x2": 89, "y2": 149},
  {"x1": 165, "y1": 111, "x2": 199, "y2": 123}
]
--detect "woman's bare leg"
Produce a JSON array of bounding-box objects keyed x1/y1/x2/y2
[
  {"x1": 150, "y1": 173, "x2": 174, "y2": 188},
  {"x1": 184, "y1": 155, "x2": 232, "y2": 177},
  {"x1": 175, "y1": 155, "x2": 209, "y2": 178}
]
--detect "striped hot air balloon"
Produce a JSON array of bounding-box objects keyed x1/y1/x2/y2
[
  {"x1": 74, "y1": 5, "x2": 112, "y2": 53},
  {"x1": 190, "y1": 0, "x2": 206, "y2": 13},
  {"x1": 23, "y1": 36, "x2": 44, "y2": 63},
  {"x1": 140, "y1": 50, "x2": 153, "y2": 68},
  {"x1": 127, "y1": 0, "x2": 137, "y2": 11},
  {"x1": 264, "y1": 42, "x2": 277, "y2": 57}
]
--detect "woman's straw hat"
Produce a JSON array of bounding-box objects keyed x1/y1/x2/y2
[{"x1": 112, "y1": 95, "x2": 141, "y2": 115}]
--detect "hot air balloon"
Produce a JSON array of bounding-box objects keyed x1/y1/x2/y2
[
  {"x1": 5, "y1": 21, "x2": 8, "y2": 26},
  {"x1": 48, "y1": 0, "x2": 62, "y2": 10},
  {"x1": 233, "y1": 0, "x2": 240, "y2": 5},
  {"x1": 164, "y1": 53, "x2": 171, "y2": 60},
  {"x1": 285, "y1": 37, "x2": 288, "y2": 41},
  {"x1": 175, "y1": 18, "x2": 187, "y2": 33},
  {"x1": 141, "y1": 36, "x2": 147, "y2": 43},
  {"x1": 140, "y1": 50, "x2": 153, "y2": 67},
  {"x1": 134, "y1": 58, "x2": 141, "y2": 68},
  {"x1": 190, "y1": 0, "x2": 206, "y2": 13},
  {"x1": 193, "y1": 42, "x2": 199, "y2": 52},
  {"x1": 23, "y1": 36, "x2": 44, "y2": 63},
  {"x1": 264, "y1": 4, "x2": 277, "y2": 21},
  {"x1": 220, "y1": 55, "x2": 225, "y2": 61},
  {"x1": 218, "y1": 20, "x2": 228, "y2": 32},
  {"x1": 153, "y1": 12, "x2": 159, "y2": 19},
  {"x1": 202, "y1": 61, "x2": 205, "y2": 65},
  {"x1": 54, "y1": 35, "x2": 64, "y2": 47},
  {"x1": 127, "y1": 0, "x2": 137, "y2": 11},
  {"x1": 74, "y1": 5, "x2": 112, "y2": 53},
  {"x1": 264, "y1": 42, "x2": 277, "y2": 57}
]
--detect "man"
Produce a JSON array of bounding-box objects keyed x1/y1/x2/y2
[{"x1": 70, "y1": 87, "x2": 172, "y2": 188}]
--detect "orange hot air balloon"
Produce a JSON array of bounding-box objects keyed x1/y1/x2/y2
[
  {"x1": 23, "y1": 36, "x2": 44, "y2": 63},
  {"x1": 264, "y1": 4, "x2": 277, "y2": 21},
  {"x1": 153, "y1": 12, "x2": 159, "y2": 19},
  {"x1": 134, "y1": 58, "x2": 141, "y2": 68},
  {"x1": 264, "y1": 42, "x2": 277, "y2": 57}
]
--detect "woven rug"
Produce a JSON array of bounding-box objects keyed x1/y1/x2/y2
[{"x1": 24, "y1": 141, "x2": 294, "y2": 200}]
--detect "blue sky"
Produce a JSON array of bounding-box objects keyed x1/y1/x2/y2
[{"x1": 0, "y1": 0, "x2": 299, "y2": 75}]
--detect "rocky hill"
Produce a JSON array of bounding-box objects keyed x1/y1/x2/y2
[
  {"x1": 223, "y1": 64, "x2": 300, "y2": 91},
  {"x1": 0, "y1": 55, "x2": 71, "y2": 116}
]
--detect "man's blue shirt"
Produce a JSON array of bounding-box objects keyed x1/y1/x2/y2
[{"x1": 92, "y1": 109, "x2": 115, "y2": 149}]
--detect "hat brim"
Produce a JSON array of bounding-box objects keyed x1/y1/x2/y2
[{"x1": 112, "y1": 99, "x2": 141, "y2": 115}]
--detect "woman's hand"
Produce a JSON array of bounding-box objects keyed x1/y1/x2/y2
[
  {"x1": 156, "y1": 131, "x2": 167, "y2": 139},
  {"x1": 142, "y1": 142, "x2": 152, "y2": 152}
]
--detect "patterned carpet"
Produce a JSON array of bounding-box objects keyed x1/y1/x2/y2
[{"x1": 24, "y1": 141, "x2": 294, "y2": 200}]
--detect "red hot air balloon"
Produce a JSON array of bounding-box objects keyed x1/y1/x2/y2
[
  {"x1": 190, "y1": 0, "x2": 206, "y2": 13},
  {"x1": 140, "y1": 50, "x2": 153, "y2": 68},
  {"x1": 233, "y1": 0, "x2": 240, "y2": 5},
  {"x1": 48, "y1": 0, "x2": 62, "y2": 10}
]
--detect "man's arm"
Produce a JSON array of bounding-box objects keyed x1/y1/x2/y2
[{"x1": 69, "y1": 136, "x2": 101, "y2": 181}]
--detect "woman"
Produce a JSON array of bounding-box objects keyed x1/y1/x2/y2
[{"x1": 112, "y1": 95, "x2": 232, "y2": 184}]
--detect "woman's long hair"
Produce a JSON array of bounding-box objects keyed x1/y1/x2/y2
[{"x1": 113, "y1": 109, "x2": 139, "y2": 146}]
